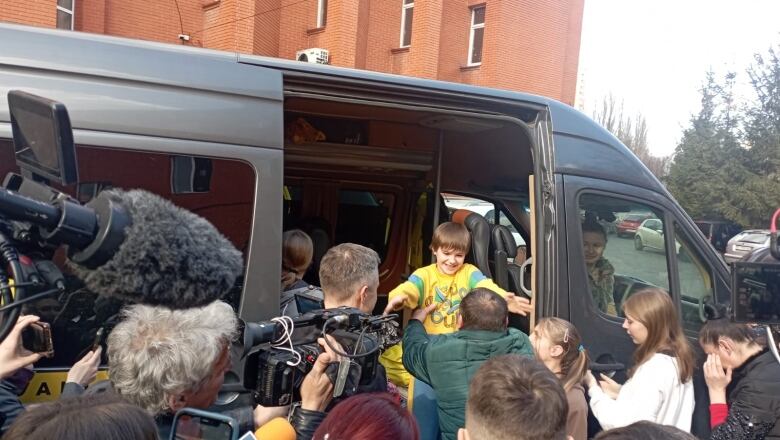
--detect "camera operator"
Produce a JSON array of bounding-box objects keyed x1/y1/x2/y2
[
  {"x1": 282, "y1": 243, "x2": 389, "y2": 437},
  {"x1": 318, "y1": 243, "x2": 381, "y2": 315},
  {"x1": 106, "y1": 300, "x2": 240, "y2": 438}
]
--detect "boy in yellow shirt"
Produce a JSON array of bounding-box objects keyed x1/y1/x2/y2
[
  {"x1": 382, "y1": 221, "x2": 532, "y2": 439},
  {"x1": 383, "y1": 222, "x2": 532, "y2": 334}
]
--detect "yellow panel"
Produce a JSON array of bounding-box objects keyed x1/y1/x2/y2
[{"x1": 19, "y1": 370, "x2": 109, "y2": 404}]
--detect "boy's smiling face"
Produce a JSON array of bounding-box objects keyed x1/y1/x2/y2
[{"x1": 433, "y1": 246, "x2": 466, "y2": 275}]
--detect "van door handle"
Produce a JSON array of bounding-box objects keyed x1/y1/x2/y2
[{"x1": 519, "y1": 257, "x2": 532, "y2": 297}]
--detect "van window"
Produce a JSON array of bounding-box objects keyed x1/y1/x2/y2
[
  {"x1": 0, "y1": 140, "x2": 255, "y2": 372},
  {"x1": 335, "y1": 190, "x2": 394, "y2": 260},
  {"x1": 579, "y1": 194, "x2": 670, "y2": 317},
  {"x1": 674, "y1": 223, "x2": 714, "y2": 332}
]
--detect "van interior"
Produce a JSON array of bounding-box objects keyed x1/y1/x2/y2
[{"x1": 280, "y1": 96, "x2": 536, "y2": 330}]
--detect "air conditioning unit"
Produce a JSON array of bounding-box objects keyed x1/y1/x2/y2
[{"x1": 296, "y1": 48, "x2": 329, "y2": 64}]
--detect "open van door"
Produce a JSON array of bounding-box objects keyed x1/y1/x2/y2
[{"x1": 563, "y1": 174, "x2": 731, "y2": 438}]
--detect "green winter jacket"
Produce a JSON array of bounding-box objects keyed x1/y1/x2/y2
[{"x1": 402, "y1": 319, "x2": 534, "y2": 440}]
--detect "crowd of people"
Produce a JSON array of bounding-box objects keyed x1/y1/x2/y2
[{"x1": 0, "y1": 220, "x2": 779, "y2": 439}]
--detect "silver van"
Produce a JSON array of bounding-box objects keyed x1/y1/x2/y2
[{"x1": 0, "y1": 22, "x2": 727, "y2": 436}]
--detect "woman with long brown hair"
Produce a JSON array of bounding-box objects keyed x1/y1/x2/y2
[
  {"x1": 584, "y1": 288, "x2": 696, "y2": 431},
  {"x1": 531, "y1": 317, "x2": 590, "y2": 440},
  {"x1": 281, "y1": 229, "x2": 314, "y2": 291}
]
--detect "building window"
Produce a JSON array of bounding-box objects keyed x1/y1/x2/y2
[
  {"x1": 468, "y1": 6, "x2": 485, "y2": 65},
  {"x1": 56, "y1": 0, "x2": 75, "y2": 30},
  {"x1": 400, "y1": 0, "x2": 414, "y2": 48},
  {"x1": 317, "y1": 0, "x2": 328, "y2": 28}
]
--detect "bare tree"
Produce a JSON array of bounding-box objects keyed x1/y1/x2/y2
[{"x1": 593, "y1": 94, "x2": 670, "y2": 178}]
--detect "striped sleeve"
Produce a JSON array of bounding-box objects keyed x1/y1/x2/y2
[
  {"x1": 469, "y1": 267, "x2": 508, "y2": 296},
  {"x1": 389, "y1": 270, "x2": 426, "y2": 308}
]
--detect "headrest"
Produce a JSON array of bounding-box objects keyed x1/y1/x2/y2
[
  {"x1": 491, "y1": 225, "x2": 518, "y2": 258},
  {"x1": 451, "y1": 209, "x2": 492, "y2": 277}
]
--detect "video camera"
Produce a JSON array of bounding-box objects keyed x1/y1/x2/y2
[
  {"x1": 727, "y1": 210, "x2": 780, "y2": 365},
  {"x1": 0, "y1": 90, "x2": 100, "y2": 344},
  {"x1": 730, "y1": 210, "x2": 780, "y2": 326},
  {"x1": 241, "y1": 306, "x2": 400, "y2": 406}
]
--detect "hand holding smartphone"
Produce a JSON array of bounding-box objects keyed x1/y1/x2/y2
[{"x1": 21, "y1": 321, "x2": 54, "y2": 358}]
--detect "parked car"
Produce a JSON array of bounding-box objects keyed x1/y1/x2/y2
[
  {"x1": 723, "y1": 229, "x2": 771, "y2": 263},
  {"x1": 617, "y1": 213, "x2": 651, "y2": 237},
  {"x1": 634, "y1": 218, "x2": 682, "y2": 254},
  {"x1": 694, "y1": 220, "x2": 742, "y2": 253}
]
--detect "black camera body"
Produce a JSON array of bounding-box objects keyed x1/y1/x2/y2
[{"x1": 242, "y1": 307, "x2": 400, "y2": 407}]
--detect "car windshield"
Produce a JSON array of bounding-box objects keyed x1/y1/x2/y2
[{"x1": 741, "y1": 233, "x2": 769, "y2": 244}]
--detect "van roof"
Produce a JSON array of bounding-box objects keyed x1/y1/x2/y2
[{"x1": 0, "y1": 23, "x2": 662, "y2": 193}]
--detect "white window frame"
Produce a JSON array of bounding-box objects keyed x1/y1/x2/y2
[
  {"x1": 56, "y1": 0, "x2": 75, "y2": 31},
  {"x1": 400, "y1": 0, "x2": 414, "y2": 48},
  {"x1": 316, "y1": 0, "x2": 327, "y2": 28},
  {"x1": 467, "y1": 6, "x2": 485, "y2": 66}
]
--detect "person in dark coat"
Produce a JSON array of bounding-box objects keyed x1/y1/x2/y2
[
  {"x1": 700, "y1": 318, "x2": 780, "y2": 439},
  {"x1": 402, "y1": 288, "x2": 534, "y2": 440}
]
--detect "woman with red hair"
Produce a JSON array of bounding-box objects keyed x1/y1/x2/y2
[{"x1": 312, "y1": 393, "x2": 419, "y2": 440}]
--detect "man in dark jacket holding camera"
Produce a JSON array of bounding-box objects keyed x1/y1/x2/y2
[
  {"x1": 402, "y1": 288, "x2": 534, "y2": 440},
  {"x1": 289, "y1": 243, "x2": 389, "y2": 439}
]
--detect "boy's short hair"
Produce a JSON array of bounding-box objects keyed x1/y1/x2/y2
[
  {"x1": 431, "y1": 222, "x2": 471, "y2": 253},
  {"x1": 466, "y1": 355, "x2": 568, "y2": 440}
]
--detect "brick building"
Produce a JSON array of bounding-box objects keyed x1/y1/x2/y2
[{"x1": 1, "y1": 0, "x2": 584, "y2": 104}]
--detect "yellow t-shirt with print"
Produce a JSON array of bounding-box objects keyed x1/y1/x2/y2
[{"x1": 388, "y1": 263, "x2": 507, "y2": 335}]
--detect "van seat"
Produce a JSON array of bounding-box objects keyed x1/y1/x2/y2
[
  {"x1": 490, "y1": 224, "x2": 530, "y2": 333},
  {"x1": 451, "y1": 209, "x2": 492, "y2": 277}
]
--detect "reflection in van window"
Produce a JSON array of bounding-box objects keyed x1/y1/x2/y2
[
  {"x1": 0, "y1": 141, "x2": 255, "y2": 373},
  {"x1": 579, "y1": 194, "x2": 670, "y2": 317}
]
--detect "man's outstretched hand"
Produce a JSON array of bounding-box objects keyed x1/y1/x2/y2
[{"x1": 411, "y1": 303, "x2": 437, "y2": 323}]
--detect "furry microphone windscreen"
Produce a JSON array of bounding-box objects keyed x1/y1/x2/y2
[{"x1": 68, "y1": 189, "x2": 244, "y2": 308}]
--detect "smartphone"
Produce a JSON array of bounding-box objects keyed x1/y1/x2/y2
[
  {"x1": 171, "y1": 408, "x2": 239, "y2": 440},
  {"x1": 92, "y1": 327, "x2": 105, "y2": 351},
  {"x1": 21, "y1": 321, "x2": 54, "y2": 357}
]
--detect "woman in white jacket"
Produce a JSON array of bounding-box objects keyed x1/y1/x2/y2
[{"x1": 584, "y1": 288, "x2": 696, "y2": 432}]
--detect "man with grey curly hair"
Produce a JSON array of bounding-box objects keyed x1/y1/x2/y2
[{"x1": 107, "y1": 300, "x2": 237, "y2": 433}]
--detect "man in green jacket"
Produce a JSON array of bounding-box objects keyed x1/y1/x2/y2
[{"x1": 402, "y1": 288, "x2": 534, "y2": 440}]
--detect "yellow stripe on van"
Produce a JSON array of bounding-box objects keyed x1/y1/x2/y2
[{"x1": 19, "y1": 370, "x2": 109, "y2": 404}]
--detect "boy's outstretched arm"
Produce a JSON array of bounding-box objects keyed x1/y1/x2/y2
[
  {"x1": 383, "y1": 274, "x2": 425, "y2": 314},
  {"x1": 504, "y1": 293, "x2": 534, "y2": 316},
  {"x1": 469, "y1": 268, "x2": 533, "y2": 316}
]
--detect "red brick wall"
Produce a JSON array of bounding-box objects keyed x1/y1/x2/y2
[
  {"x1": 3, "y1": 0, "x2": 583, "y2": 104},
  {"x1": 1, "y1": 0, "x2": 57, "y2": 28}
]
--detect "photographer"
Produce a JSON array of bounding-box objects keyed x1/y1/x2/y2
[{"x1": 106, "y1": 300, "x2": 240, "y2": 438}]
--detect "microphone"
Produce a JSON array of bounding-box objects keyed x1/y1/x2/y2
[
  {"x1": 0, "y1": 182, "x2": 243, "y2": 309},
  {"x1": 67, "y1": 189, "x2": 244, "y2": 308},
  {"x1": 254, "y1": 417, "x2": 296, "y2": 440}
]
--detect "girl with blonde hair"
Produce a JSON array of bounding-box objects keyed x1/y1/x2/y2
[
  {"x1": 531, "y1": 317, "x2": 589, "y2": 440},
  {"x1": 585, "y1": 288, "x2": 695, "y2": 431}
]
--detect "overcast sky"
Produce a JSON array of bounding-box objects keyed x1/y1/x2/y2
[{"x1": 578, "y1": 0, "x2": 780, "y2": 157}]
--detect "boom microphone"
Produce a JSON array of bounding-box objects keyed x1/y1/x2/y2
[
  {"x1": 68, "y1": 189, "x2": 244, "y2": 308},
  {"x1": 0, "y1": 182, "x2": 243, "y2": 308}
]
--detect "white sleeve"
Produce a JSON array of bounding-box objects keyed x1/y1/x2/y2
[{"x1": 588, "y1": 359, "x2": 668, "y2": 430}]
